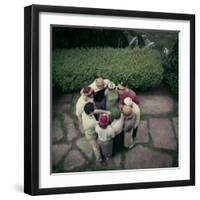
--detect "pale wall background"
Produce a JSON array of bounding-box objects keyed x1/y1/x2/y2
[{"x1": 0, "y1": 0, "x2": 199, "y2": 199}]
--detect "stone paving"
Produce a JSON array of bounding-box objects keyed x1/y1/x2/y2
[{"x1": 51, "y1": 86, "x2": 178, "y2": 173}]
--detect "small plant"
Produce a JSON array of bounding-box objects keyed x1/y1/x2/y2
[{"x1": 53, "y1": 47, "x2": 163, "y2": 93}]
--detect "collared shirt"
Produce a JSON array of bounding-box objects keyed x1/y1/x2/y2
[
  {"x1": 82, "y1": 111, "x2": 97, "y2": 140},
  {"x1": 95, "y1": 125, "x2": 115, "y2": 142},
  {"x1": 111, "y1": 113, "x2": 124, "y2": 135},
  {"x1": 75, "y1": 95, "x2": 93, "y2": 118}
]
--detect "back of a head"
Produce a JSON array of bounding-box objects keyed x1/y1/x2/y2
[{"x1": 84, "y1": 102, "x2": 94, "y2": 114}]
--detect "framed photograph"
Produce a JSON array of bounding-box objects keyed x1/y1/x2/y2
[{"x1": 24, "y1": 4, "x2": 195, "y2": 195}]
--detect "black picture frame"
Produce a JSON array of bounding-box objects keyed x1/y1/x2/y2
[{"x1": 24, "y1": 4, "x2": 195, "y2": 196}]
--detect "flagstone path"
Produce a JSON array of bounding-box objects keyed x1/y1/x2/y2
[{"x1": 51, "y1": 86, "x2": 178, "y2": 173}]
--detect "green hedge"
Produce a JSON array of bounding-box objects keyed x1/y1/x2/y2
[
  {"x1": 162, "y1": 40, "x2": 178, "y2": 97},
  {"x1": 53, "y1": 47, "x2": 163, "y2": 93}
]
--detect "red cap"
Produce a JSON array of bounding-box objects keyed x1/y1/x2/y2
[
  {"x1": 99, "y1": 114, "x2": 109, "y2": 126},
  {"x1": 82, "y1": 86, "x2": 93, "y2": 96}
]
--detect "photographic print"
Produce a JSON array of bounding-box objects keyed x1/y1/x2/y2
[
  {"x1": 51, "y1": 27, "x2": 179, "y2": 173},
  {"x1": 24, "y1": 5, "x2": 195, "y2": 195}
]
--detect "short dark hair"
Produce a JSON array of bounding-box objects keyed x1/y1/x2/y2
[
  {"x1": 84, "y1": 102, "x2": 95, "y2": 114},
  {"x1": 120, "y1": 81, "x2": 127, "y2": 87}
]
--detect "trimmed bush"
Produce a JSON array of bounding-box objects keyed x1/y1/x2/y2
[
  {"x1": 162, "y1": 40, "x2": 178, "y2": 97},
  {"x1": 53, "y1": 47, "x2": 163, "y2": 93}
]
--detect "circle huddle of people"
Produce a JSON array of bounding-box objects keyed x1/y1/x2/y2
[{"x1": 75, "y1": 77, "x2": 141, "y2": 163}]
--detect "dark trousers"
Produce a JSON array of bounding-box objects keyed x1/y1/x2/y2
[
  {"x1": 133, "y1": 127, "x2": 138, "y2": 138},
  {"x1": 99, "y1": 140, "x2": 113, "y2": 160},
  {"x1": 113, "y1": 132, "x2": 124, "y2": 154}
]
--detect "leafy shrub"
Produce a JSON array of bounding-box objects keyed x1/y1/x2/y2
[
  {"x1": 53, "y1": 47, "x2": 163, "y2": 93},
  {"x1": 162, "y1": 40, "x2": 178, "y2": 96}
]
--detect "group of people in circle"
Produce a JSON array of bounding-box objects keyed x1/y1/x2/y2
[{"x1": 75, "y1": 77, "x2": 141, "y2": 163}]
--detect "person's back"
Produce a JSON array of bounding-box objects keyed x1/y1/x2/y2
[
  {"x1": 81, "y1": 102, "x2": 102, "y2": 163},
  {"x1": 95, "y1": 114, "x2": 115, "y2": 160},
  {"x1": 81, "y1": 111, "x2": 96, "y2": 140},
  {"x1": 96, "y1": 124, "x2": 115, "y2": 142},
  {"x1": 122, "y1": 105, "x2": 136, "y2": 148},
  {"x1": 124, "y1": 97, "x2": 141, "y2": 138}
]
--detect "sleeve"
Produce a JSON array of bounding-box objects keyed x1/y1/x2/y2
[
  {"x1": 95, "y1": 124, "x2": 99, "y2": 134},
  {"x1": 75, "y1": 98, "x2": 82, "y2": 118},
  {"x1": 133, "y1": 103, "x2": 141, "y2": 128},
  {"x1": 89, "y1": 81, "x2": 96, "y2": 91}
]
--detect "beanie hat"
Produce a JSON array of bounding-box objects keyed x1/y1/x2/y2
[
  {"x1": 108, "y1": 81, "x2": 116, "y2": 90},
  {"x1": 84, "y1": 102, "x2": 94, "y2": 114},
  {"x1": 124, "y1": 97, "x2": 133, "y2": 107},
  {"x1": 111, "y1": 107, "x2": 121, "y2": 119},
  {"x1": 82, "y1": 86, "x2": 93, "y2": 96},
  {"x1": 99, "y1": 114, "x2": 109, "y2": 126},
  {"x1": 122, "y1": 105, "x2": 133, "y2": 116},
  {"x1": 95, "y1": 78, "x2": 104, "y2": 89}
]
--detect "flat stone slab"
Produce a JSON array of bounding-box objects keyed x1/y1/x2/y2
[
  {"x1": 149, "y1": 118, "x2": 177, "y2": 150},
  {"x1": 103, "y1": 153, "x2": 122, "y2": 170},
  {"x1": 133, "y1": 120, "x2": 149, "y2": 145},
  {"x1": 55, "y1": 94, "x2": 74, "y2": 104},
  {"x1": 53, "y1": 104, "x2": 70, "y2": 115},
  {"x1": 64, "y1": 150, "x2": 86, "y2": 171},
  {"x1": 139, "y1": 95, "x2": 174, "y2": 115},
  {"x1": 76, "y1": 137, "x2": 93, "y2": 160},
  {"x1": 109, "y1": 153, "x2": 122, "y2": 169},
  {"x1": 52, "y1": 118, "x2": 64, "y2": 142},
  {"x1": 62, "y1": 113, "x2": 78, "y2": 142},
  {"x1": 72, "y1": 93, "x2": 80, "y2": 105},
  {"x1": 95, "y1": 153, "x2": 122, "y2": 170},
  {"x1": 52, "y1": 144, "x2": 71, "y2": 166},
  {"x1": 172, "y1": 117, "x2": 178, "y2": 139},
  {"x1": 124, "y1": 145, "x2": 173, "y2": 169}
]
